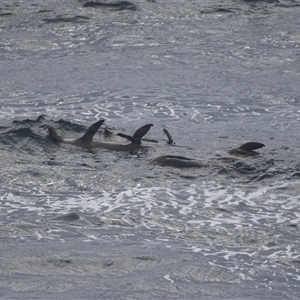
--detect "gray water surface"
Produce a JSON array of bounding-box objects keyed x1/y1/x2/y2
[{"x1": 0, "y1": 0, "x2": 300, "y2": 299}]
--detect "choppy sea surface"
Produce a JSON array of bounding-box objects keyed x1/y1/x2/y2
[{"x1": 1, "y1": 0, "x2": 300, "y2": 299}]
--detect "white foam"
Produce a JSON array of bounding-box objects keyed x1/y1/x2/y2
[
  {"x1": 6, "y1": 192, "x2": 18, "y2": 201},
  {"x1": 163, "y1": 275, "x2": 174, "y2": 283}
]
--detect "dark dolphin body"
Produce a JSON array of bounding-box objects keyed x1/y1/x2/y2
[
  {"x1": 151, "y1": 129, "x2": 265, "y2": 168},
  {"x1": 151, "y1": 155, "x2": 208, "y2": 168},
  {"x1": 228, "y1": 142, "x2": 265, "y2": 157},
  {"x1": 150, "y1": 129, "x2": 207, "y2": 168},
  {"x1": 82, "y1": 1, "x2": 137, "y2": 10},
  {"x1": 48, "y1": 120, "x2": 153, "y2": 152}
]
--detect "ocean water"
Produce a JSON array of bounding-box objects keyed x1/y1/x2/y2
[{"x1": 1, "y1": 0, "x2": 300, "y2": 299}]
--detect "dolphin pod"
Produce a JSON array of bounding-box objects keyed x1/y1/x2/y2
[
  {"x1": 48, "y1": 120, "x2": 265, "y2": 168},
  {"x1": 48, "y1": 120, "x2": 153, "y2": 152}
]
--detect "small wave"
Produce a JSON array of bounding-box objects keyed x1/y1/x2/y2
[
  {"x1": 242, "y1": 0, "x2": 279, "y2": 3},
  {"x1": 43, "y1": 15, "x2": 90, "y2": 24},
  {"x1": 0, "y1": 115, "x2": 50, "y2": 147},
  {"x1": 0, "y1": 115, "x2": 97, "y2": 147},
  {"x1": 0, "y1": 12, "x2": 13, "y2": 17}
]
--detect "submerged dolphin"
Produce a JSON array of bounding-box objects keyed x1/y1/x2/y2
[
  {"x1": 228, "y1": 142, "x2": 265, "y2": 157},
  {"x1": 83, "y1": 1, "x2": 137, "y2": 11},
  {"x1": 151, "y1": 155, "x2": 208, "y2": 168},
  {"x1": 150, "y1": 128, "x2": 208, "y2": 168},
  {"x1": 152, "y1": 142, "x2": 265, "y2": 168},
  {"x1": 151, "y1": 129, "x2": 265, "y2": 168},
  {"x1": 48, "y1": 120, "x2": 153, "y2": 152}
]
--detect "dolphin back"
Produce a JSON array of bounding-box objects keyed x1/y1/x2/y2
[
  {"x1": 152, "y1": 155, "x2": 206, "y2": 168},
  {"x1": 239, "y1": 142, "x2": 265, "y2": 151}
]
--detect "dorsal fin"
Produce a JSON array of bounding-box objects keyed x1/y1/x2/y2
[
  {"x1": 116, "y1": 133, "x2": 137, "y2": 144},
  {"x1": 133, "y1": 124, "x2": 153, "y2": 143},
  {"x1": 239, "y1": 142, "x2": 265, "y2": 151},
  {"x1": 80, "y1": 120, "x2": 105, "y2": 143},
  {"x1": 116, "y1": 124, "x2": 153, "y2": 144},
  {"x1": 163, "y1": 128, "x2": 174, "y2": 145}
]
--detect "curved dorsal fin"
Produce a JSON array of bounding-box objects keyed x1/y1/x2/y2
[
  {"x1": 133, "y1": 124, "x2": 153, "y2": 143},
  {"x1": 116, "y1": 124, "x2": 153, "y2": 144},
  {"x1": 239, "y1": 142, "x2": 265, "y2": 151},
  {"x1": 80, "y1": 120, "x2": 105, "y2": 143},
  {"x1": 163, "y1": 128, "x2": 174, "y2": 145}
]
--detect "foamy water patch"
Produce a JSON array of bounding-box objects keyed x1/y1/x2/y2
[
  {"x1": 2, "y1": 180, "x2": 300, "y2": 264},
  {"x1": 2, "y1": 180, "x2": 300, "y2": 229}
]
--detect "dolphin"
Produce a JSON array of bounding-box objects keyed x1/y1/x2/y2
[
  {"x1": 163, "y1": 128, "x2": 175, "y2": 145},
  {"x1": 228, "y1": 142, "x2": 265, "y2": 157},
  {"x1": 150, "y1": 128, "x2": 208, "y2": 168},
  {"x1": 151, "y1": 129, "x2": 265, "y2": 168},
  {"x1": 151, "y1": 155, "x2": 208, "y2": 168},
  {"x1": 151, "y1": 142, "x2": 266, "y2": 168},
  {"x1": 83, "y1": 1, "x2": 137, "y2": 11},
  {"x1": 48, "y1": 120, "x2": 153, "y2": 152}
]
